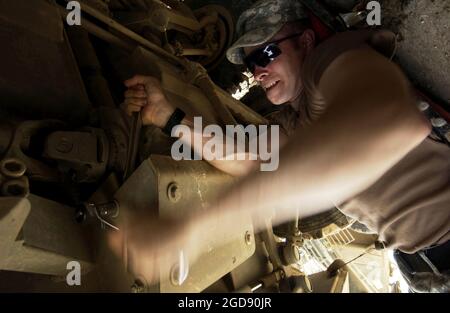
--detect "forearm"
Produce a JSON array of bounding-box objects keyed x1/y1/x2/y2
[{"x1": 175, "y1": 114, "x2": 262, "y2": 177}]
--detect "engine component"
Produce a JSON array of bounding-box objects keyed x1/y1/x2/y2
[
  {"x1": 44, "y1": 128, "x2": 110, "y2": 183},
  {"x1": 0, "y1": 195, "x2": 93, "y2": 276}
]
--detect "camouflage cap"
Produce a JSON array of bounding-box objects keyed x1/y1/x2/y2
[{"x1": 226, "y1": 0, "x2": 308, "y2": 65}]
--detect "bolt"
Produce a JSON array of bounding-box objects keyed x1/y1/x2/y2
[
  {"x1": 431, "y1": 117, "x2": 447, "y2": 128},
  {"x1": 170, "y1": 262, "x2": 188, "y2": 286},
  {"x1": 56, "y1": 137, "x2": 73, "y2": 153},
  {"x1": 97, "y1": 201, "x2": 120, "y2": 218},
  {"x1": 417, "y1": 101, "x2": 429, "y2": 112},
  {"x1": 167, "y1": 182, "x2": 181, "y2": 203},
  {"x1": 75, "y1": 209, "x2": 86, "y2": 224},
  {"x1": 245, "y1": 231, "x2": 252, "y2": 245},
  {"x1": 131, "y1": 279, "x2": 146, "y2": 293}
]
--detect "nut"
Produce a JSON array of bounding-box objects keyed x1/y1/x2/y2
[{"x1": 0, "y1": 158, "x2": 26, "y2": 178}]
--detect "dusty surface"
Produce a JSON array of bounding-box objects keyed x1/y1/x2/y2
[{"x1": 380, "y1": 0, "x2": 450, "y2": 105}]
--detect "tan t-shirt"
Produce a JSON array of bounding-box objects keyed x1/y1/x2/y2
[{"x1": 268, "y1": 30, "x2": 450, "y2": 253}]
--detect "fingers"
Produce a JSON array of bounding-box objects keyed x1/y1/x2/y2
[
  {"x1": 130, "y1": 84, "x2": 145, "y2": 91},
  {"x1": 124, "y1": 75, "x2": 159, "y2": 88},
  {"x1": 125, "y1": 89, "x2": 147, "y2": 98},
  {"x1": 125, "y1": 97, "x2": 147, "y2": 107}
]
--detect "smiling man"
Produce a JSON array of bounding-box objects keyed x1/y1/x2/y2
[{"x1": 114, "y1": 0, "x2": 449, "y2": 292}]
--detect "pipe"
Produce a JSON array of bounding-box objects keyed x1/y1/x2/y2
[
  {"x1": 65, "y1": 0, "x2": 185, "y2": 67},
  {"x1": 59, "y1": 6, "x2": 134, "y2": 52}
]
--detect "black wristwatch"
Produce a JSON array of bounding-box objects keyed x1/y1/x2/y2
[{"x1": 162, "y1": 108, "x2": 186, "y2": 136}]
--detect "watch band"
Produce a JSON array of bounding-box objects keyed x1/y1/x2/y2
[{"x1": 162, "y1": 108, "x2": 186, "y2": 136}]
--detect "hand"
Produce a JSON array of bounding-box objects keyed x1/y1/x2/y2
[
  {"x1": 107, "y1": 211, "x2": 202, "y2": 286},
  {"x1": 123, "y1": 75, "x2": 176, "y2": 128}
]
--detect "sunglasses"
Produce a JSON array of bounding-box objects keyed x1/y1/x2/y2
[{"x1": 243, "y1": 33, "x2": 304, "y2": 74}]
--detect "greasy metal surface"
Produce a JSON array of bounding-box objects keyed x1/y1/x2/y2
[
  {"x1": 0, "y1": 0, "x2": 90, "y2": 123},
  {"x1": 0, "y1": 196, "x2": 93, "y2": 276},
  {"x1": 115, "y1": 0, "x2": 202, "y2": 33},
  {"x1": 23, "y1": 195, "x2": 93, "y2": 263},
  {"x1": 65, "y1": 27, "x2": 116, "y2": 108},
  {"x1": 0, "y1": 0, "x2": 63, "y2": 42},
  {"x1": 3, "y1": 120, "x2": 65, "y2": 182},
  {"x1": 71, "y1": 0, "x2": 184, "y2": 67},
  {"x1": 43, "y1": 129, "x2": 109, "y2": 183},
  {"x1": 114, "y1": 155, "x2": 255, "y2": 292}
]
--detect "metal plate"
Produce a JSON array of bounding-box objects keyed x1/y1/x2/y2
[
  {"x1": 114, "y1": 155, "x2": 255, "y2": 292},
  {"x1": 0, "y1": 196, "x2": 93, "y2": 276}
]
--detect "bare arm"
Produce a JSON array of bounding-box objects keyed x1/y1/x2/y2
[
  {"x1": 197, "y1": 47, "x2": 431, "y2": 235},
  {"x1": 111, "y1": 49, "x2": 431, "y2": 283},
  {"x1": 123, "y1": 75, "x2": 288, "y2": 177}
]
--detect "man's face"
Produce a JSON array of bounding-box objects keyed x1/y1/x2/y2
[{"x1": 244, "y1": 27, "x2": 312, "y2": 105}]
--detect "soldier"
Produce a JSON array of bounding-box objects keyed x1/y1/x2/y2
[{"x1": 116, "y1": 0, "x2": 449, "y2": 291}]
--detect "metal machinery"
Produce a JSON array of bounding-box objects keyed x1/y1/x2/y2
[{"x1": 0, "y1": 0, "x2": 378, "y2": 292}]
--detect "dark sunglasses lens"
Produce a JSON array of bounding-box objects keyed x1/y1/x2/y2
[{"x1": 245, "y1": 44, "x2": 281, "y2": 73}]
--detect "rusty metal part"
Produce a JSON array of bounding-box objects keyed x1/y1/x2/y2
[
  {"x1": 114, "y1": 155, "x2": 255, "y2": 292},
  {"x1": 0, "y1": 196, "x2": 93, "y2": 276},
  {"x1": 43, "y1": 128, "x2": 110, "y2": 183},
  {"x1": 3, "y1": 120, "x2": 65, "y2": 182}
]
